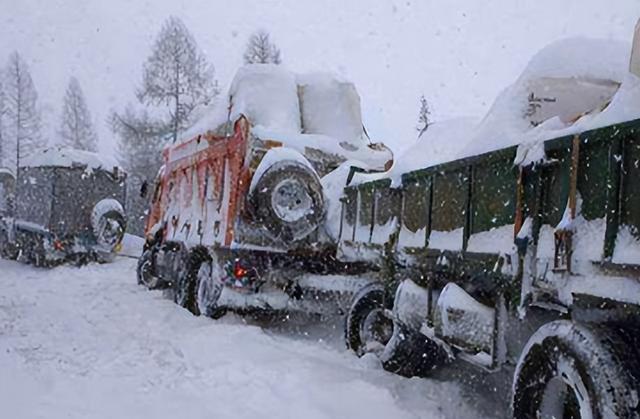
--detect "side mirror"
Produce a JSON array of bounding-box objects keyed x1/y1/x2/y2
[{"x1": 140, "y1": 180, "x2": 149, "y2": 198}]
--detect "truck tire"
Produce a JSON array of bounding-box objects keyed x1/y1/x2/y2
[
  {"x1": 0, "y1": 228, "x2": 18, "y2": 260},
  {"x1": 195, "y1": 252, "x2": 226, "y2": 319},
  {"x1": 513, "y1": 320, "x2": 640, "y2": 419},
  {"x1": 250, "y1": 161, "x2": 324, "y2": 243},
  {"x1": 345, "y1": 283, "x2": 393, "y2": 356},
  {"x1": 137, "y1": 249, "x2": 164, "y2": 289},
  {"x1": 91, "y1": 199, "x2": 126, "y2": 253},
  {"x1": 380, "y1": 323, "x2": 447, "y2": 378},
  {"x1": 174, "y1": 246, "x2": 209, "y2": 316}
]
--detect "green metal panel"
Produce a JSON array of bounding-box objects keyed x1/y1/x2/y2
[
  {"x1": 402, "y1": 180, "x2": 430, "y2": 233},
  {"x1": 358, "y1": 185, "x2": 375, "y2": 229},
  {"x1": 344, "y1": 187, "x2": 358, "y2": 227},
  {"x1": 432, "y1": 170, "x2": 468, "y2": 232},
  {"x1": 541, "y1": 146, "x2": 571, "y2": 227},
  {"x1": 375, "y1": 185, "x2": 400, "y2": 226},
  {"x1": 621, "y1": 134, "x2": 640, "y2": 235},
  {"x1": 471, "y1": 157, "x2": 516, "y2": 233},
  {"x1": 604, "y1": 137, "x2": 623, "y2": 259},
  {"x1": 578, "y1": 136, "x2": 611, "y2": 221}
]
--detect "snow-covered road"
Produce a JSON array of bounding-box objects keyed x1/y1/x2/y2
[{"x1": 0, "y1": 257, "x2": 489, "y2": 419}]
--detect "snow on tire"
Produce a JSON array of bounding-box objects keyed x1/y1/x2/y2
[
  {"x1": 173, "y1": 247, "x2": 209, "y2": 315},
  {"x1": 345, "y1": 283, "x2": 393, "y2": 356},
  {"x1": 513, "y1": 320, "x2": 640, "y2": 419},
  {"x1": 91, "y1": 199, "x2": 126, "y2": 252},
  {"x1": 137, "y1": 249, "x2": 163, "y2": 289},
  {"x1": 196, "y1": 255, "x2": 226, "y2": 319},
  {"x1": 250, "y1": 160, "x2": 324, "y2": 243}
]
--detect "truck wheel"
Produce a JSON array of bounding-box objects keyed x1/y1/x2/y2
[
  {"x1": 195, "y1": 253, "x2": 226, "y2": 319},
  {"x1": 91, "y1": 199, "x2": 126, "y2": 253},
  {"x1": 137, "y1": 249, "x2": 163, "y2": 289},
  {"x1": 345, "y1": 283, "x2": 394, "y2": 356},
  {"x1": 251, "y1": 161, "x2": 324, "y2": 243},
  {"x1": 0, "y1": 228, "x2": 18, "y2": 260},
  {"x1": 513, "y1": 320, "x2": 640, "y2": 419},
  {"x1": 380, "y1": 322, "x2": 448, "y2": 377},
  {"x1": 174, "y1": 247, "x2": 209, "y2": 315}
]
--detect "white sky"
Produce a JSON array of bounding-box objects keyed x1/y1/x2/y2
[{"x1": 1, "y1": 0, "x2": 638, "y2": 157}]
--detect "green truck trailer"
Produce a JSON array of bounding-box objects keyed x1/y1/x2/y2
[{"x1": 339, "y1": 118, "x2": 640, "y2": 418}]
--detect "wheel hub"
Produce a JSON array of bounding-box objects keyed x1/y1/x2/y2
[
  {"x1": 539, "y1": 357, "x2": 593, "y2": 419},
  {"x1": 271, "y1": 179, "x2": 313, "y2": 222},
  {"x1": 359, "y1": 308, "x2": 394, "y2": 354}
]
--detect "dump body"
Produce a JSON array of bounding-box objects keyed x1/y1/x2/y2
[{"x1": 145, "y1": 117, "x2": 251, "y2": 248}]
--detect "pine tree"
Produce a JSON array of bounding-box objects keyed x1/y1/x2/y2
[
  {"x1": 4, "y1": 52, "x2": 44, "y2": 168},
  {"x1": 417, "y1": 95, "x2": 431, "y2": 138},
  {"x1": 59, "y1": 77, "x2": 98, "y2": 152},
  {"x1": 110, "y1": 107, "x2": 167, "y2": 235},
  {"x1": 243, "y1": 30, "x2": 282, "y2": 65},
  {"x1": 0, "y1": 79, "x2": 6, "y2": 168},
  {"x1": 137, "y1": 16, "x2": 218, "y2": 143}
]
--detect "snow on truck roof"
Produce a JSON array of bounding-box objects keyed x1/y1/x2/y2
[
  {"x1": 21, "y1": 148, "x2": 122, "y2": 171},
  {"x1": 179, "y1": 64, "x2": 393, "y2": 172}
]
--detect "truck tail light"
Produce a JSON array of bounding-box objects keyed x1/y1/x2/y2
[{"x1": 234, "y1": 262, "x2": 248, "y2": 278}]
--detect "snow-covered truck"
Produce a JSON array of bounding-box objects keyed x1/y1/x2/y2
[
  {"x1": 139, "y1": 27, "x2": 640, "y2": 418},
  {"x1": 137, "y1": 66, "x2": 393, "y2": 316},
  {"x1": 337, "y1": 33, "x2": 640, "y2": 417},
  {"x1": 0, "y1": 148, "x2": 127, "y2": 266}
]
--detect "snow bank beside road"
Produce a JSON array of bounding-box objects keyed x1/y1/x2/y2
[{"x1": 0, "y1": 258, "x2": 483, "y2": 419}]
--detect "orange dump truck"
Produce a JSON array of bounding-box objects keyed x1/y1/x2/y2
[{"x1": 137, "y1": 65, "x2": 393, "y2": 317}]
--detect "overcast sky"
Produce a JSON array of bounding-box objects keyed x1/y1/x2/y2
[{"x1": 1, "y1": 0, "x2": 638, "y2": 157}]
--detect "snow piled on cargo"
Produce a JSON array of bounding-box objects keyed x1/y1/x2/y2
[
  {"x1": 467, "y1": 37, "x2": 636, "y2": 164},
  {"x1": 21, "y1": 147, "x2": 121, "y2": 171},
  {"x1": 230, "y1": 64, "x2": 301, "y2": 133},
  {"x1": 180, "y1": 64, "x2": 393, "y2": 172},
  {"x1": 390, "y1": 117, "x2": 478, "y2": 180},
  {"x1": 180, "y1": 100, "x2": 230, "y2": 140},
  {"x1": 297, "y1": 72, "x2": 364, "y2": 142},
  {"x1": 382, "y1": 37, "x2": 638, "y2": 183}
]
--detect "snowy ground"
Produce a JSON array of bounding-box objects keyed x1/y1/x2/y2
[{"x1": 0, "y1": 256, "x2": 500, "y2": 419}]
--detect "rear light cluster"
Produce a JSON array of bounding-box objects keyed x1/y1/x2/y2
[
  {"x1": 234, "y1": 262, "x2": 248, "y2": 278},
  {"x1": 53, "y1": 239, "x2": 65, "y2": 251}
]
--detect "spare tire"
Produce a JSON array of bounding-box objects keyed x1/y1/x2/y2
[
  {"x1": 91, "y1": 199, "x2": 126, "y2": 253},
  {"x1": 250, "y1": 160, "x2": 324, "y2": 242}
]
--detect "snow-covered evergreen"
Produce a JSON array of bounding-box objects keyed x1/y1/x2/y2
[
  {"x1": 110, "y1": 107, "x2": 166, "y2": 235},
  {"x1": 243, "y1": 30, "x2": 282, "y2": 65},
  {"x1": 4, "y1": 52, "x2": 44, "y2": 169},
  {"x1": 0, "y1": 79, "x2": 6, "y2": 168},
  {"x1": 137, "y1": 16, "x2": 218, "y2": 143},
  {"x1": 416, "y1": 95, "x2": 431, "y2": 138},
  {"x1": 59, "y1": 77, "x2": 98, "y2": 152}
]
